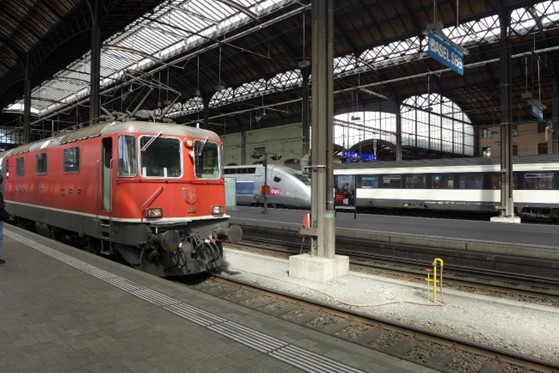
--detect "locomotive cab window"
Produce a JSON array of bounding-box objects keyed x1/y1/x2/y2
[
  {"x1": 194, "y1": 140, "x2": 220, "y2": 179},
  {"x1": 64, "y1": 147, "x2": 80, "y2": 173},
  {"x1": 16, "y1": 157, "x2": 24, "y2": 176},
  {"x1": 140, "y1": 136, "x2": 181, "y2": 178},
  {"x1": 118, "y1": 135, "x2": 137, "y2": 177},
  {"x1": 36, "y1": 153, "x2": 47, "y2": 175}
]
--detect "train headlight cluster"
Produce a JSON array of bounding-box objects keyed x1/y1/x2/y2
[
  {"x1": 211, "y1": 205, "x2": 224, "y2": 216},
  {"x1": 146, "y1": 208, "x2": 163, "y2": 218}
]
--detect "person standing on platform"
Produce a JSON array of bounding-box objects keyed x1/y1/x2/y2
[{"x1": 0, "y1": 175, "x2": 13, "y2": 264}]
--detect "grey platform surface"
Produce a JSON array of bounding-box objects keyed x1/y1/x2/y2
[{"x1": 0, "y1": 225, "x2": 435, "y2": 373}]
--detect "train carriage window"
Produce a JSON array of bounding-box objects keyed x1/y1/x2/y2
[
  {"x1": 140, "y1": 136, "x2": 181, "y2": 178},
  {"x1": 64, "y1": 147, "x2": 80, "y2": 173},
  {"x1": 406, "y1": 175, "x2": 426, "y2": 189},
  {"x1": 360, "y1": 175, "x2": 378, "y2": 188},
  {"x1": 459, "y1": 174, "x2": 483, "y2": 189},
  {"x1": 118, "y1": 135, "x2": 137, "y2": 177},
  {"x1": 382, "y1": 175, "x2": 401, "y2": 188},
  {"x1": 16, "y1": 157, "x2": 24, "y2": 176},
  {"x1": 524, "y1": 173, "x2": 553, "y2": 189},
  {"x1": 489, "y1": 173, "x2": 501, "y2": 189},
  {"x1": 194, "y1": 140, "x2": 220, "y2": 179},
  {"x1": 36, "y1": 153, "x2": 47, "y2": 175},
  {"x1": 432, "y1": 175, "x2": 455, "y2": 188},
  {"x1": 236, "y1": 181, "x2": 255, "y2": 195}
]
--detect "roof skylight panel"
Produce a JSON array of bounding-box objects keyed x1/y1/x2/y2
[
  {"x1": 444, "y1": 15, "x2": 500, "y2": 47},
  {"x1": 210, "y1": 87, "x2": 234, "y2": 106},
  {"x1": 512, "y1": 7, "x2": 540, "y2": 33},
  {"x1": 193, "y1": 0, "x2": 234, "y2": 22},
  {"x1": 334, "y1": 55, "x2": 356, "y2": 74},
  {"x1": 274, "y1": 69, "x2": 301, "y2": 88}
]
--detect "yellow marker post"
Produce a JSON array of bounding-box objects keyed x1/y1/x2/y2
[{"x1": 426, "y1": 258, "x2": 444, "y2": 303}]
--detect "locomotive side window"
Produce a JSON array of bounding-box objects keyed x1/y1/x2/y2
[
  {"x1": 117, "y1": 135, "x2": 137, "y2": 177},
  {"x1": 64, "y1": 147, "x2": 80, "y2": 173},
  {"x1": 524, "y1": 173, "x2": 553, "y2": 189},
  {"x1": 140, "y1": 136, "x2": 181, "y2": 178},
  {"x1": 36, "y1": 153, "x2": 47, "y2": 175},
  {"x1": 16, "y1": 157, "x2": 24, "y2": 176},
  {"x1": 194, "y1": 140, "x2": 220, "y2": 179}
]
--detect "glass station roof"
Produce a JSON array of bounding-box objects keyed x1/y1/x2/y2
[{"x1": 4, "y1": 1, "x2": 559, "y2": 120}]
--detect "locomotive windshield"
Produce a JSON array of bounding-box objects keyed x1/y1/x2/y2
[
  {"x1": 194, "y1": 140, "x2": 220, "y2": 179},
  {"x1": 139, "y1": 136, "x2": 182, "y2": 178}
]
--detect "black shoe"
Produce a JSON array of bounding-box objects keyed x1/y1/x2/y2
[{"x1": 0, "y1": 259, "x2": 5, "y2": 264}]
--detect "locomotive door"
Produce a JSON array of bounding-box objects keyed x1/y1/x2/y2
[
  {"x1": 101, "y1": 138, "x2": 112, "y2": 213},
  {"x1": 3, "y1": 158, "x2": 13, "y2": 200}
]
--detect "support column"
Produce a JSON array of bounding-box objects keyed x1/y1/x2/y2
[
  {"x1": 89, "y1": 0, "x2": 101, "y2": 125},
  {"x1": 395, "y1": 100, "x2": 402, "y2": 161},
  {"x1": 290, "y1": 0, "x2": 349, "y2": 282},
  {"x1": 240, "y1": 125, "x2": 247, "y2": 165},
  {"x1": 23, "y1": 56, "x2": 31, "y2": 144},
  {"x1": 299, "y1": 62, "x2": 311, "y2": 169},
  {"x1": 202, "y1": 92, "x2": 211, "y2": 129},
  {"x1": 491, "y1": 9, "x2": 520, "y2": 223},
  {"x1": 553, "y1": 69, "x2": 559, "y2": 154}
]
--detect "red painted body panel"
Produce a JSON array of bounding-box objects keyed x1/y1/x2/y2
[{"x1": 3, "y1": 122, "x2": 226, "y2": 221}]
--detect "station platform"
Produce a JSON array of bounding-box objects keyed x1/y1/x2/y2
[
  {"x1": 0, "y1": 224, "x2": 434, "y2": 373},
  {"x1": 229, "y1": 206, "x2": 559, "y2": 250}
]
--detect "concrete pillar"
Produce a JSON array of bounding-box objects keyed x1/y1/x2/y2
[
  {"x1": 491, "y1": 9, "x2": 520, "y2": 223},
  {"x1": 290, "y1": 0, "x2": 349, "y2": 282}
]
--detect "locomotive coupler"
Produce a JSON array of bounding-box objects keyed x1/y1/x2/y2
[
  {"x1": 154, "y1": 229, "x2": 181, "y2": 253},
  {"x1": 213, "y1": 224, "x2": 243, "y2": 243}
]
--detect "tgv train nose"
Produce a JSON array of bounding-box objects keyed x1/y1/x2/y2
[{"x1": 302, "y1": 186, "x2": 312, "y2": 208}]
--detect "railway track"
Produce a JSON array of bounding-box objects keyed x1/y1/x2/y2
[
  {"x1": 180, "y1": 273, "x2": 559, "y2": 373},
  {"x1": 234, "y1": 232, "x2": 559, "y2": 306}
]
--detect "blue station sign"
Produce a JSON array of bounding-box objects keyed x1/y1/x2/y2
[
  {"x1": 342, "y1": 151, "x2": 377, "y2": 162},
  {"x1": 428, "y1": 30, "x2": 464, "y2": 76}
]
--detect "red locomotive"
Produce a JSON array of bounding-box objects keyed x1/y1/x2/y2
[{"x1": 0, "y1": 119, "x2": 241, "y2": 276}]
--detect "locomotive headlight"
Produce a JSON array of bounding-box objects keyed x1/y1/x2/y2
[
  {"x1": 146, "y1": 208, "x2": 163, "y2": 218},
  {"x1": 211, "y1": 205, "x2": 224, "y2": 216}
]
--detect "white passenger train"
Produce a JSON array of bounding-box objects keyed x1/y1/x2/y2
[
  {"x1": 224, "y1": 164, "x2": 311, "y2": 208},
  {"x1": 333, "y1": 155, "x2": 559, "y2": 221}
]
